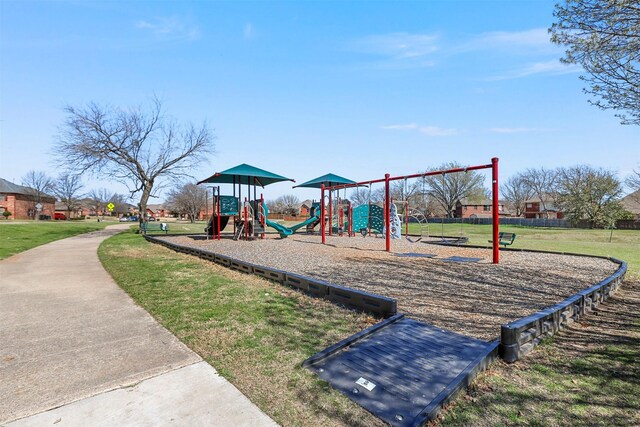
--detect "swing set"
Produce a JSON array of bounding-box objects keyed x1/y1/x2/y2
[{"x1": 320, "y1": 158, "x2": 502, "y2": 264}]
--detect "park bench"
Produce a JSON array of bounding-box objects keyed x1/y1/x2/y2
[
  {"x1": 140, "y1": 222, "x2": 169, "y2": 234},
  {"x1": 489, "y1": 232, "x2": 516, "y2": 248}
]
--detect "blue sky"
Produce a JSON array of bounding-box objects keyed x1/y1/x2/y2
[{"x1": 1, "y1": 0, "x2": 638, "y2": 203}]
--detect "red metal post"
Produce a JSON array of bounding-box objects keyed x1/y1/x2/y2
[
  {"x1": 260, "y1": 193, "x2": 265, "y2": 239},
  {"x1": 216, "y1": 187, "x2": 221, "y2": 240},
  {"x1": 385, "y1": 173, "x2": 391, "y2": 252},
  {"x1": 348, "y1": 204, "x2": 353, "y2": 237},
  {"x1": 244, "y1": 197, "x2": 249, "y2": 241},
  {"x1": 405, "y1": 200, "x2": 409, "y2": 237},
  {"x1": 321, "y1": 184, "x2": 326, "y2": 244},
  {"x1": 492, "y1": 157, "x2": 499, "y2": 264},
  {"x1": 328, "y1": 190, "x2": 333, "y2": 236}
]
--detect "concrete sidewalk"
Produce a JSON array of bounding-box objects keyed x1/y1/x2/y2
[{"x1": 0, "y1": 225, "x2": 277, "y2": 426}]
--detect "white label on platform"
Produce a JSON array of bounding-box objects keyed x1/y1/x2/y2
[{"x1": 356, "y1": 377, "x2": 376, "y2": 391}]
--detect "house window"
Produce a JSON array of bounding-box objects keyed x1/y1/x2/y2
[
  {"x1": 483, "y1": 205, "x2": 491, "y2": 211},
  {"x1": 526, "y1": 203, "x2": 533, "y2": 209},
  {"x1": 464, "y1": 206, "x2": 468, "y2": 211}
]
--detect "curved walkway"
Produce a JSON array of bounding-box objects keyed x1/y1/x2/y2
[{"x1": 0, "y1": 225, "x2": 276, "y2": 426}]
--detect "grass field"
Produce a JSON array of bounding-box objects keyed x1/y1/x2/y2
[
  {"x1": 407, "y1": 223, "x2": 640, "y2": 278},
  {"x1": 0, "y1": 220, "x2": 111, "y2": 260},
  {"x1": 95, "y1": 224, "x2": 639, "y2": 426},
  {"x1": 7, "y1": 220, "x2": 635, "y2": 425},
  {"x1": 98, "y1": 231, "x2": 384, "y2": 427}
]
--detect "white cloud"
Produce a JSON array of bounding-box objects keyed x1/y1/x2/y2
[
  {"x1": 489, "y1": 127, "x2": 537, "y2": 134},
  {"x1": 380, "y1": 123, "x2": 418, "y2": 130},
  {"x1": 243, "y1": 23, "x2": 254, "y2": 40},
  {"x1": 351, "y1": 32, "x2": 439, "y2": 68},
  {"x1": 489, "y1": 59, "x2": 582, "y2": 80},
  {"x1": 418, "y1": 126, "x2": 459, "y2": 137},
  {"x1": 466, "y1": 28, "x2": 553, "y2": 52},
  {"x1": 137, "y1": 16, "x2": 200, "y2": 41},
  {"x1": 381, "y1": 123, "x2": 458, "y2": 137}
]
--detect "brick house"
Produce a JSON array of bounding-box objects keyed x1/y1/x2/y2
[
  {"x1": 0, "y1": 177, "x2": 56, "y2": 220},
  {"x1": 621, "y1": 190, "x2": 640, "y2": 219},
  {"x1": 524, "y1": 197, "x2": 564, "y2": 219},
  {"x1": 454, "y1": 198, "x2": 508, "y2": 218},
  {"x1": 147, "y1": 204, "x2": 167, "y2": 218},
  {"x1": 55, "y1": 201, "x2": 93, "y2": 219},
  {"x1": 298, "y1": 200, "x2": 314, "y2": 217}
]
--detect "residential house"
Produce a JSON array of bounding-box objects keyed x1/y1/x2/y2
[
  {"x1": 621, "y1": 190, "x2": 640, "y2": 219},
  {"x1": 524, "y1": 197, "x2": 564, "y2": 219},
  {"x1": 298, "y1": 199, "x2": 314, "y2": 217},
  {"x1": 54, "y1": 201, "x2": 92, "y2": 219},
  {"x1": 454, "y1": 198, "x2": 508, "y2": 219},
  {"x1": 147, "y1": 204, "x2": 167, "y2": 218},
  {"x1": 0, "y1": 177, "x2": 56, "y2": 220}
]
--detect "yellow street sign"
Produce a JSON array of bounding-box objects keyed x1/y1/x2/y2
[{"x1": 107, "y1": 202, "x2": 115, "y2": 211}]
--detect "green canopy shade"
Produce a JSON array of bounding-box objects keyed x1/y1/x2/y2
[
  {"x1": 197, "y1": 163, "x2": 295, "y2": 187},
  {"x1": 293, "y1": 173, "x2": 356, "y2": 189}
]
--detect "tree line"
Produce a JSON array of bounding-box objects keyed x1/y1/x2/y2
[{"x1": 19, "y1": 170, "x2": 134, "y2": 219}]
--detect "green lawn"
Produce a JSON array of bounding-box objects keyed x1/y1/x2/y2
[
  {"x1": 98, "y1": 231, "x2": 384, "y2": 427},
  {"x1": 0, "y1": 220, "x2": 111, "y2": 260},
  {"x1": 408, "y1": 223, "x2": 640, "y2": 278},
  {"x1": 4, "y1": 219, "x2": 636, "y2": 426}
]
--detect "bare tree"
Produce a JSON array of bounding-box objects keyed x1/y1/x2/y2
[
  {"x1": 423, "y1": 163, "x2": 486, "y2": 218},
  {"x1": 88, "y1": 188, "x2": 111, "y2": 219},
  {"x1": 550, "y1": 0, "x2": 640, "y2": 125},
  {"x1": 166, "y1": 183, "x2": 206, "y2": 223},
  {"x1": 556, "y1": 165, "x2": 625, "y2": 227},
  {"x1": 501, "y1": 173, "x2": 535, "y2": 217},
  {"x1": 55, "y1": 97, "x2": 215, "y2": 223},
  {"x1": 21, "y1": 170, "x2": 54, "y2": 220},
  {"x1": 109, "y1": 193, "x2": 131, "y2": 216},
  {"x1": 265, "y1": 199, "x2": 283, "y2": 214},
  {"x1": 350, "y1": 187, "x2": 371, "y2": 206},
  {"x1": 627, "y1": 168, "x2": 640, "y2": 197},
  {"x1": 276, "y1": 194, "x2": 300, "y2": 216},
  {"x1": 520, "y1": 167, "x2": 559, "y2": 218},
  {"x1": 53, "y1": 174, "x2": 84, "y2": 219}
]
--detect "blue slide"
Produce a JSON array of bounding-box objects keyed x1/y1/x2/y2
[
  {"x1": 263, "y1": 204, "x2": 320, "y2": 238},
  {"x1": 265, "y1": 218, "x2": 294, "y2": 237}
]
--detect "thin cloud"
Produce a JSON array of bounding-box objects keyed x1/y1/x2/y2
[
  {"x1": 464, "y1": 28, "x2": 553, "y2": 53},
  {"x1": 489, "y1": 60, "x2": 582, "y2": 80},
  {"x1": 136, "y1": 16, "x2": 200, "y2": 41},
  {"x1": 351, "y1": 32, "x2": 439, "y2": 68},
  {"x1": 380, "y1": 123, "x2": 418, "y2": 130},
  {"x1": 489, "y1": 127, "x2": 538, "y2": 134},
  {"x1": 243, "y1": 23, "x2": 254, "y2": 40},
  {"x1": 418, "y1": 126, "x2": 459, "y2": 137},
  {"x1": 381, "y1": 123, "x2": 458, "y2": 137}
]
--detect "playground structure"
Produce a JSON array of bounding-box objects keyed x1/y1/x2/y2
[
  {"x1": 197, "y1": 159, "x2": 500, "y2": 262},
  {"x1": 198, "y1": 164, "x2": 295, "y2": 241},
  {"x1": 320, "y1": 158, "x2": 501, "y2": 263}
]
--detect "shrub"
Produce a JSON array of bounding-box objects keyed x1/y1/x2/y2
[{"x1": 2, "y1": 210, "x2": 11, "y2": 219}]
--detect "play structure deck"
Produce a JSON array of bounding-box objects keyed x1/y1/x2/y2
[{"x1": 303, "y1": 314, "x2": 498, "y2": 426}]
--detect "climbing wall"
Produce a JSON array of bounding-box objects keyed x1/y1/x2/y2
[{"x1": 352, "y1": 204, "x2": 384, "y2": 234}]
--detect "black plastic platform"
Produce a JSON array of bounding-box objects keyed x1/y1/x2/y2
[
  {"x1": 441, "y1": 256, "x2": 483, "y2": 263},
  {"x1": 303, "y1": 315, "x2": 498, "y2": 427},
  {"x1": 396, "y1": 253, "x2": 436, "y2": 258}
]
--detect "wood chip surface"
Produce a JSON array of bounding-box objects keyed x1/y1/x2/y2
[{"x1": 159, "y1": 233, "x2": 619, "y2": 341}]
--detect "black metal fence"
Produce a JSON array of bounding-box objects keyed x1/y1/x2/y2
[{"x1": 416, "y1": 217, "x2": 640, "y2": 229}]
